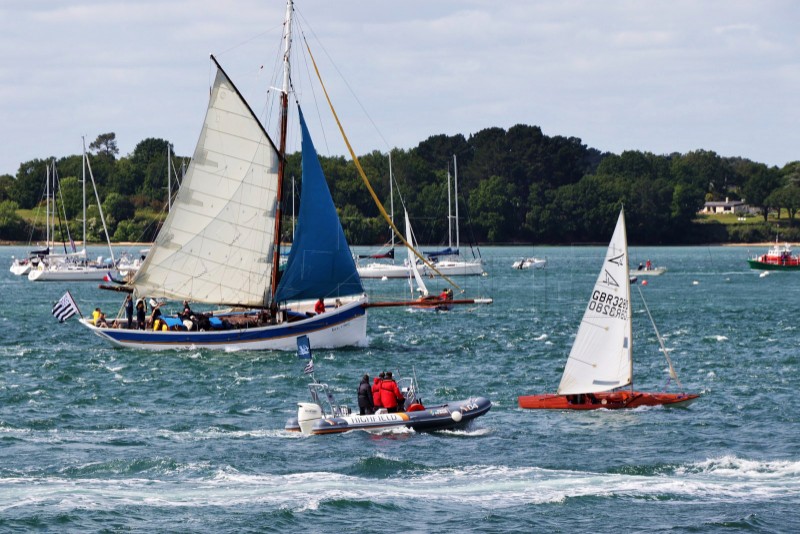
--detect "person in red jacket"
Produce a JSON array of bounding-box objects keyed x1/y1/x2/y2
[
  {"x1": 372, "y1": 372, "x2": 384, "y2": 410},
  {"x1": 380, "y1": 371, "x2": 404, "y2": 413}
]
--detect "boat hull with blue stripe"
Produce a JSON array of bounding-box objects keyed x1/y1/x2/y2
[{"x1": 80, "y1": 297, "x2": 367, "y2": 351}]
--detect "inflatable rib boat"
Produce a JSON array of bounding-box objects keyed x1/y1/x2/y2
[{"x1": 285, "y1": 376, "x2": 491, "y2": 435}]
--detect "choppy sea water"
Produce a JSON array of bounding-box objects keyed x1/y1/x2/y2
[{"x1": 1, "y1": 244, "x2": 799, "y2": 532}]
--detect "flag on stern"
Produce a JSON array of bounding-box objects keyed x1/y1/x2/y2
[{"x1": 52, "y1": 291, "x2": 80, "y2": 322}]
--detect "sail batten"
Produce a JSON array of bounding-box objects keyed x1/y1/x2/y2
[
  {"x1": 557, "y1": 209, "x2": 633, "y2": 395},
  {"x1": 131, "y1": 67, "x2": 280, "y2": 307}
]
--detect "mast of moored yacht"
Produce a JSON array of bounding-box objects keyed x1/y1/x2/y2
[
  {"x1": 270, "y1": 0, "x2": 293, "y2": 303},
  {"x1": 446, "y1": 164, "x2": 452, "y2": 250},
  {"x1": 389, "y1": 152, "x2": 394, "y2": 250},
  {"x1": 45, "y1": 162, "x2": 50, "y2": 250},
  {"x1": 82, "y1": 137, "x2": 87, "y2": 253},
  {"x1": 454, "y1": 154, "x2": 460, "y2": 251}
]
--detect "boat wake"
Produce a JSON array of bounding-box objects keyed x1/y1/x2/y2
[{"x1": 2, "y1": 456, "x2": 798, "y2": 513}]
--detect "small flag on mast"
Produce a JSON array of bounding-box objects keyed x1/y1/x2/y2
[
  {"x1": 297, "y1": 335, "x2": 313, "y2": 375},
  {"x1": 52, "y1": 291, "x2": 80, "y2": 322},
  {"x1": 296, "y1": 335, "x2": 312, "y2": 359}
]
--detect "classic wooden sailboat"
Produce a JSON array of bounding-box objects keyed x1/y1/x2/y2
[
  {"x1": 518, "y1": 208, "x2": 699, "y2": 410},
  {"x1": 78, "y1": 1, "x2": 367, "y2": 351}
]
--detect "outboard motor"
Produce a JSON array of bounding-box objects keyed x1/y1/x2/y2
[{"x1": 297, "y1": 402, "x2": 322, "y2": 435}]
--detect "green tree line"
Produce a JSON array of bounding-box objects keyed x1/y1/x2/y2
[{"x1": 1, "y1": 129, "x2": 798, "y2": 245}]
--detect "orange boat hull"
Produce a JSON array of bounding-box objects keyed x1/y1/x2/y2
[{"x1": 518, "y1": 390, "x2": 700, "y2": 410}]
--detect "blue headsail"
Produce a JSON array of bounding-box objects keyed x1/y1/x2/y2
[{"x1": 275, "y1": 106, "x2": 364, "y2": 303}]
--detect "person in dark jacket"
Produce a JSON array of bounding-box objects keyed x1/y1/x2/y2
[
  {"x1": 380, "y1": 371, "x2": 404, "y2": 413},
  {"x1": 372, "y1": 372, "x2": 385, "y2": 410},
  {"x1": 135, "y1": 298, "x2": 147, "y2": 330},
  {"x1": 357, "y1": 374, "x2": 374, "y2": 415},
  {"x1": 124, "y1": 295, "x2": 134, "y2": 329}
]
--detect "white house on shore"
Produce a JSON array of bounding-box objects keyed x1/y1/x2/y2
[{"x1": 699, "y1": 197, "x2": 748, "y2": 215}]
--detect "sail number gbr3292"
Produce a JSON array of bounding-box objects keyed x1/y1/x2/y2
[{"x1": 589, "y1": 290, "x2": 628, "y2": 320}]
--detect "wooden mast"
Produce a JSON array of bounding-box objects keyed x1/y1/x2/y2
[{"x1": 270, "y1": 0, "x2": 293, "y2": 304}]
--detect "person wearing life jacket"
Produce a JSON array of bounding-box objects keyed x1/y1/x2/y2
[
  {"x1": 92, "y1": 307, "x2": 102, "y2": 325},
  {"x1": 372, "y1": 372, "x2": 384, "y2": 410},
  {"x1": 380, "y1": 371, "x2": 404, "y2": 413},
  {"x1": 314, "y1": 297, "x2": 325, "y2": 314}
]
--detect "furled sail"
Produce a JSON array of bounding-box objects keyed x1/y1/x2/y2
[
  {"x1": 132, "y1": 58, "x2": 280, "y2": 307},
  {"x1": 558, "y1": 209, "x2": 633, "y2": 395},
  {"x1": 274, "y1": 106, "x2": 363, "y2": 302},
  {"x1": 405, "y1": 211, "x2": 429, "y2": 296}
]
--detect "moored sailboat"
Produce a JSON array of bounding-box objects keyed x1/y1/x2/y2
[
  {"x1": 518, "y1": 208, "x2": 699, "y2": 410},
  {"x1": 77, "y1": 2, "x2": 367, "y2": 351}
]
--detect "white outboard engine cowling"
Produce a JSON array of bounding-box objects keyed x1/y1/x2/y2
[{"x1": 297, "y1": 402, "x2": 323, "y2": 435}]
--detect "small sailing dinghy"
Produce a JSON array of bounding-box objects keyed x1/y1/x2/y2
[
  {"x1": 518, "y1": 208, "x2": 699, "y2": 410},
  {"x1": 286, "y1": 338, "x2": 491, "y2": 435}
]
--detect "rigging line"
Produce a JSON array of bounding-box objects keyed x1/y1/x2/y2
[
  {"x1": 303, "y1": 38, "x2": 462, "y2": 293},
  {"x1": 293, "y1": 8, "x2": 392, "y2": 153},
  {"x1": 635, "y1": 283, "x2": 683, "y2": 390},
  {"x1": 295, "y1": 21, "x2": 334, "y2": 156}
]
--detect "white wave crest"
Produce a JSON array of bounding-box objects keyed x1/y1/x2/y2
[{"x1": 2, "y1": 457, "x2": 797, "y2": 513}]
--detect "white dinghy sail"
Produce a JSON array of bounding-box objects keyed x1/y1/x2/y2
[{"x1": 557, "y1": 209, "x2": 632, "y2": 395}]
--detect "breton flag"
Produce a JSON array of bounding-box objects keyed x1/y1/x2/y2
[{"x1": 52, "y1": 291, "x2": 80, "y2": 322}]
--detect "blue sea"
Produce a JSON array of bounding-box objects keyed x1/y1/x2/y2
[{"x1": 1, "y1": 244, "x2": 799, "y2": 532}]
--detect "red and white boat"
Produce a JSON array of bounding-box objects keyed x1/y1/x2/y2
[
  {"x1": 518, "y1": 208, "x2": 699, "y2": 411},
  {"x1": 747, "y1": 241, "x2": 800, "y2": 271}
]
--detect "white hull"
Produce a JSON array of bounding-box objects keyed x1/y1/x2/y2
[
  {"x1": 357, "y1": 263, "x2": 411, "y2": 279},
  {"x1": 28, "y1": 266, "x2": 116, "y2": 282},
  {"x1": 78, "y1": 296, "x2": 368, "y2": 351},
  {"x1": 421, "y1": 259, "x2": 484, "y2": 277},
  {"x1": 512, "y1": 257, "x2": 546, "y2": 270},
  {"x1": 633, "y1": 267, "x2": 666, "y2": 276},
  {"x1": 10, "y1": 261, "x2": 32, "y2": 276}
]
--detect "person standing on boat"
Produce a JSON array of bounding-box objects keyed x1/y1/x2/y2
[
  {"x1": 135, "y1": 298, "x2": 146, "y2": 330},
  {"x1": 314, "y1": 297, "x2": 325, "y2": 314},
  {"x1": 124, "y1": 295, "x2": 134, "y2": 329},
  {"x1": 380, "y1": 371, "x2": 404, "y2": 413},
  {"x1": 372, "y1": 372, "x2": 384, "y2": 411},
  {"x1": 357, "y1": 374, "x2": 374, "y2": 415},
  {"x1": 646, "y1": 259, "x2": 652, "y2": 271}
]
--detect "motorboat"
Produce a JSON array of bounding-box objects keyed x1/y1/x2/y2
[
  {"x1": 747, "y1": 241, "x2": 800, "y2": 270},
  {"x1": 512, "y1": 257, "x2": 546, "y2": 270},
  {"x1": 286, "y1": 374, "x2": 491, "y2": 435}
]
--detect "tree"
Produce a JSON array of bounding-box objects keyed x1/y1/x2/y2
[
  {"x1": 742, "y1": 163, "x2": 782, "y2": 221},
  {"x1": 468, "y1": 175, "x2": 518, "y2": 242},
  {"x1": 0, "y1": 174, "x2": 14, "y2": 201},
  {"x1": 89, "y1": 133, "x2": 119, "y2": 158},
  {"x1": 0, "y1": 200, "x2": 27, "y2": 240},
  {"x1": 57, "y1": 176, "x2": 83, "y2": 220},
  {"x1": 102, "y1": 192, "x2": 136, "y2": 224}
]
